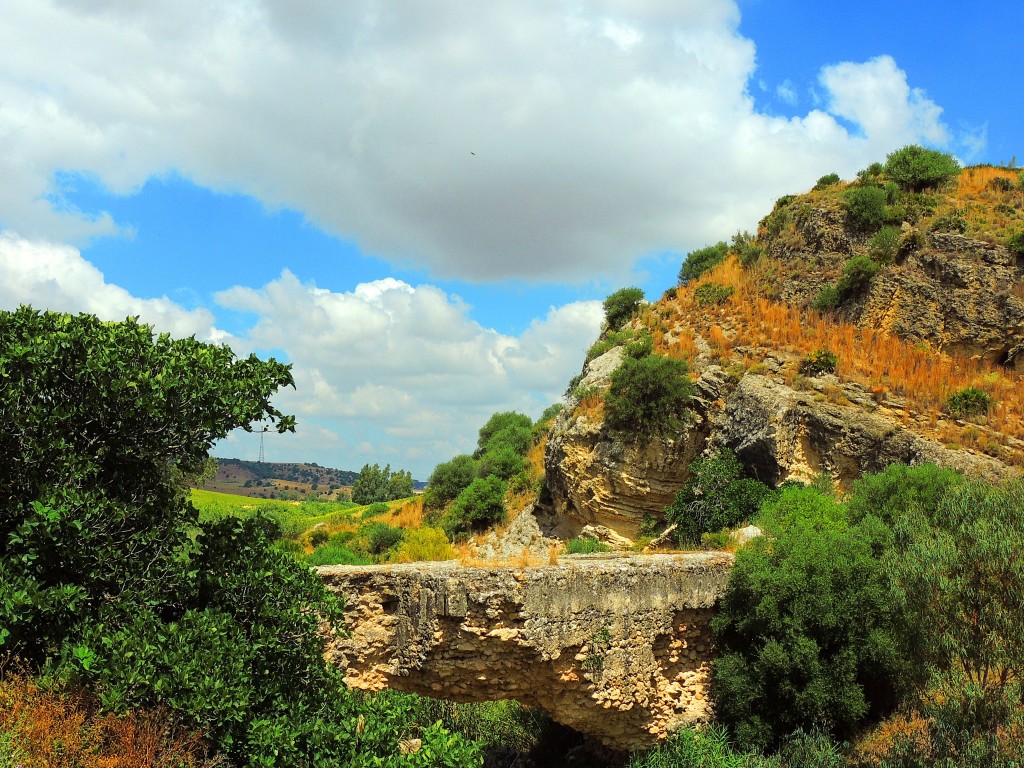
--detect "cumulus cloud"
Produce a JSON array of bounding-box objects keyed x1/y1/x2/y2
[
  {"x1": 0, "y1": 1, "x2": 959, "y2": 282},
  {"x1": 215, "y1": 271, "x2": 603, "y2": 474},
  {"x1": 0, "y1": 232, "x2": 222, "y2": 340}
]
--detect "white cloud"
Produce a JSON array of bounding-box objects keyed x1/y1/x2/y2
[
  {"x1": 215, "y1": 271, "x2": 604, "y2": 475},
  {"x1": 776, "y1": 80, "x2": 798, "y2": 106},
  {"x1": 0, "y1": 1, "x2": 961, "y2": 282},
  {"x1": 0, "y1": 232, "x2": 222, "y2": 340}
]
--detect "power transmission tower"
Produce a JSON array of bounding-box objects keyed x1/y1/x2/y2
[{"x1": 257, "y1": 428, "x2": 266, "y2": 463}]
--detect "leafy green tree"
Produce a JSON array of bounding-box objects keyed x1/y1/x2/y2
[
  {"x1": 665, "y1": 450, "x2": 771, "y2": 546},
  {"x1": 888, "y1": 479, "x2": 1024, "y2": 730},
  {"x1": 713, "y1": 486, "x2": 912, "y2": 751},
  {"x1": 843, "y1": 186, "x2": 887, "y2": 231},
  {"x1": 602, "y1": 287, "x2": 646, "y2": 330},
  {"x1": 884, "y1": 145, "x2": 961, "y2": 191},
  {"x1": 0, "y1": 307, "x2": 481, "y2": 766},
  {"x1": 475, "y1": 411, "x2": 533, "y2": 457},
  {"x1": 351, "y1": 463, "x2": 414, "y2": 504},
  {"x1": 424, "y1": 454, "x2": 478, "y2": 510},
  {"x1": 604, "y1": 354, "x2": 694, "y2": 440},
  {"x1": 846, "y1": 462, "x2": 961, "y2": 526},
  {"x1": 679, "y1": 242, "x2": 729, "y2": 283},
  {"x1": 476, "y1": 444, "x2": 526, "y2": 481},
  {"x1": 443, "y1": 476, "x2": 508, "y2": 537}
]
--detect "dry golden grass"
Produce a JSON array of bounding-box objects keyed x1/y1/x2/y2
[
  {"x1": 381, "y1": 496, "x2": 425, "y2": 529},
  {"x1": 0, "y1": 673, "x2": 218, "y2": 768},
  {"x1": 655, "y1": 255, "x2": 1024, "y2": 461}
]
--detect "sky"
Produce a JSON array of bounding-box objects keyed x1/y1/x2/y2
[{"x1": 1, "y1": 0, "x2": 1020, "y2": 479}]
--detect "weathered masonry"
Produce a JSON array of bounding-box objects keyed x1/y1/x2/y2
[{"x1": 318, "y1": 552, "x2": 732, "y2": 751}]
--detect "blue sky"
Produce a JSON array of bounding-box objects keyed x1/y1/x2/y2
[{"x1": 1, "y1": 1, "x2": 1019, "y2": 478}]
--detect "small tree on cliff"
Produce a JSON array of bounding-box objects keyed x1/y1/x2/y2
[{"x1": 604, "y1": 354, "x2": 694, "y2": 440}]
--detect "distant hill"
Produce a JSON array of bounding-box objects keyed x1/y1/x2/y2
[
  {"x1": 200, "y1": 458, "x2": 426, "y2": 501},
  {"x1": 200, "y1": 458, "x2": 360, "y2": 501}
]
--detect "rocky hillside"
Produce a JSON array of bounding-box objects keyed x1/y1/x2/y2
[{"x1": 542, "y1": 160, "x2": 1024, "y2": 538}]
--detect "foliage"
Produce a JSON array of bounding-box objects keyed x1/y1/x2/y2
[
  {"x1": 585, "y1": 328, "x2": 634, "y2": 363},
  {"x1": 843, "y1": 186, "x2": 887, "y2": 231},
  {"x1": 604, "y1": 354, "x2": 694, "y2": 440},
  {"x1": 0, "y1": 672, "x2": 221, "y2": 767},
  {"x1": 351, "y1": 463, "x2": 414, "y2": 505},
  {"x1": 694, "y1": 282, "x2": 735, "y2": 307},
  {"x1": 713, "y1": 485, "x2": 910, "y2": 751},
  {"x1": 309, "y1": 528, "x2": 329, "y2": 547},
  {"x1": 423, "y1": 454, "x2": 477, "y2": 510},
  {"x1": 888, "y1": 480, "x2": 1024, "y2": 731},
  {"x1": 814, "y1": 173, "x2": 842, "y2": 190},
  {"x1": 566, "y1": 537, "x2": 612, "y2": 554},
  {"x1": 603, "y1": 287, "x2": 646, "y2": 330},
  {"x1": 1007, "y1": 230, "x2": 1024, "y2": 256},
  {"x1": 391, "y1": 527, "x2": 454, "y2": 563},
  {"x1": 811, "y1": 284, "x2": 841, "y2": 312},
  {"x1": 799, "y1": 348, "x2": 838, "y2": 376},
  {"x1": 837, "y1": 255, "x2": 881, "y2": 295},
  {"x1": 945, "y1": 386, "x2": 992, "y2": 417},
  {"x1": 443, "y1": 476, "x2": 508, "y2": 538},
  {"x1": 868, "y1": 226, "x2": 900, "y2": 263},
  {"x1": 0, "y1": 307, "x2": 477, "y2": 766},
  {"x1": 475, "y1": 411, "x2": 533, "y2": 457},
  {"x1": 665, "y1": 450, "x2": 771, "y2": 546},
  {"x1": 930, "y1": 209, "x2": 968, "y2": 233},
  {"x1": 731, "y1": 230, "x2": 763, "y2": 267},
  {"x1": 679, "y1": 242, "x2": 729, "y2": 283},
  {"x1": 476, "y1": 443, "x2": 526, "y2": 480},
  {"x1": 304, "y1": 543, "x2": 371, "y2": 566},
  {"x1": 857, "y1": 162, "x2": 884, "y2": 182},
  {"x1": 846, "y1": 463, "x2": 961, "y2": 527},
  {"x1": 364, "y1": 522, "x2": 405, "y2": 555},
  {"x1": 884, "y1": 145, "x2": 961, "y2": 191}
]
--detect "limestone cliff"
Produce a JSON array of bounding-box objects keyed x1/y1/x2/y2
[{"x1": 542, "y1": 166, "x2": 1024, "y2": 537}]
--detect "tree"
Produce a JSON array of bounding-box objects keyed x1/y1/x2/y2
[
  {"x1": 424, "y1": 454, "x2": 478, "y2": 510},
  {"x1": 475, "y1": 411, "x2": 533, "y2": 457},
  {"x1": 679, "y1": 242, "x2": 729, "y2": 283},
  {"x1": 604, "y1": 354, "x2": 694, "y2": 440},
  {"x1": 351, "y1": 462, "x2": 414, "y2": 504},
  {"x1": 0, "y1": 307, "x2": 482, "y2": 766},
  {"x1": 602, "y1": 287, "x2": 645, "y2": 330},
  {"x1": 443, "y1": 476, "x2": 508, "y2": 538},
  {"x1": 843, "y1": 186, "x2": 887, "y2": 231},
  {"x1": 884, "y1": 145, "x2": 961, "y2": 191},
  {"x1": 664, "y1": 450, "x2": 771, "y2": 546},
  {"x1": 712, "y1": 486, "x2": 911, "y2": 751}
]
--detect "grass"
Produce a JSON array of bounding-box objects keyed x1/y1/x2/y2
[{"x1": 656, "y1": 255, "x2": 1024, "y2": 463}]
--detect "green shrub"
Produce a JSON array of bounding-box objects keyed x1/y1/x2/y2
[
  {"x1": 309, "y1": 528, "x2": 329, "y2": 547},
  {"x1": 662, "y1": 286, "x2": 678, "y2": 300},
  {"x1": 847, "y1": 463, "x2": 962, "y2": 527},
  {"x1": 679, "y1": 242, "x2": 729, "y2": 283},
  {"x1": 857, "y1": 162, "x2": 884, "y2": 182},
  {"x1": 603, "y1": 287, "x2": 645, "y2": 330},
  {"x1": 665, "y1": 450, "x2": 771, "y2": 546},
  {"x1": 1008, "y1": 230, "x2": 1024, "y2": 257},
  {"x1": 305, "y1": 543, "x2": 372, "y2": 566},
  {"x1": 931, "y1": 209, "x2": 968, "y2": 234},
  {"x1": 814, "y1": 172, "x2": 841, "y2": 190},
  {"x1": 475, "y1": 411, "x2": 533, "y2": 458},
  {"x1": 812, "y1": 284, "x2": 841, "y2": 312},
  {"x1": 424, "y1": 454, "x2": 478, "y2": 510},
  {"x1": 843, "y1": 186, "x2": 887, "y2": 231},
  {"x1": 868, "y1": 226, "x2": 900, "y2": 263},
  {"x1": 694, "y1": 282, "x2": 735, "y2": 306},
  {"x1": 604, "y1": 354, "x2": 694, "y2": 440},
  {"x1": 837, "y1": 254, "x2": 881, "y2": 295},
  {"x1": 364, "y1": 522, "x2": 405, "y2": 555},
  {"x1": 624, "y1": 332, "x2": 654, "y2": 360},
  {"x1": 732, "y1": 230, "x2": 763, "y2": 267},
  {"x1": 800, "y1": 348, "x2": 838, "y2": 376},
  {"x1": 713, "y1": 486, "x2": 910, "y2": 751},
  {"x1": 476, "y1": 444, "x2": 527, "y2": 480},
  {"x1": 566, "y1": 537, "x2": 612, "y2": 554},
  {"x1": 884, "y1": 145, "x2": 961, "y2": 191},
  {"x1": 444, "y1": 476, "x2": 508, "y2": 537},
  {"x1": 945, "y1": 386, "x2": 992, "y2": 417},
  {"x1": 585, "y1": 328, "x2": 634, "y2": 363}
]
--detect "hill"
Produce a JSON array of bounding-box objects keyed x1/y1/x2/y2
[
  {"x1": 201, "y1": 457, "x2": 360, "y2": 500},
  {"x1": 541, "y1": 159, "x2": 1024, "y2": 538}
]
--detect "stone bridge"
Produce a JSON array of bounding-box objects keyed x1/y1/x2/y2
[{"x1": 317, "y1": 552, "x2": 732, "y2": 751}]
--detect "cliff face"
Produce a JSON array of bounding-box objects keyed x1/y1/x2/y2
[{"x1": 542, "y1": 169, "x2": 1024, "y2": 537}]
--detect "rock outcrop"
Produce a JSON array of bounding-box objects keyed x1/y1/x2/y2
[{"x1": 319, "y1": 553, "x2": 732, "y2": 751}]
